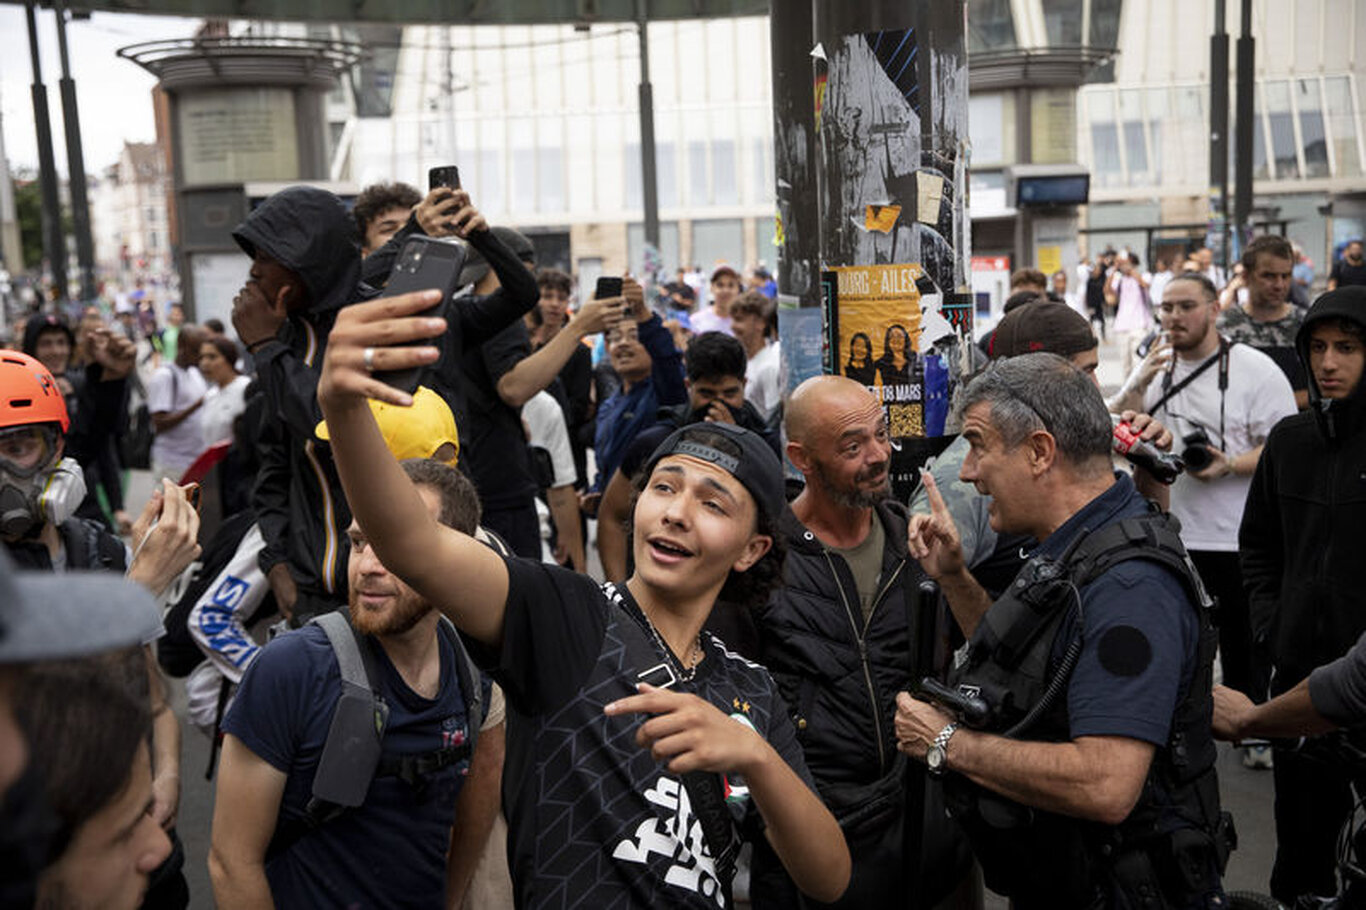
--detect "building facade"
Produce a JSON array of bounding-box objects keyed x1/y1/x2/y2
[
  {"x1": 91, "y1": 140, "x2": 174, "y2": 290},
  {"x1": 1077, "y1": 0, "x2": 1366, "y2": 282}
]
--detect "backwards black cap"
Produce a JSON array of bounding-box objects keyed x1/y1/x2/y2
[{"x1": 643, "y1": 422, "x2": 786, "y2": 523}]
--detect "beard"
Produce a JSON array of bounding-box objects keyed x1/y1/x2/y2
[
  {"x1": 813, "y1": 458, "x2": 890, "y2": 509},
  {"x1": 349, "y1": 589, "x2": 432, "y2": 637}
]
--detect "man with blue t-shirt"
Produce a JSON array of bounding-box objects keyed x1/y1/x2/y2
[
  {"x1": 208, "y1": 460, "x2": 503, "y2": 909},
  {"x1": 896, "y1": 354, "x2": 1228, "y2": 909}
]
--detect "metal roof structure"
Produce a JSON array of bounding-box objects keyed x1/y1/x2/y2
[{"x1": 2, "y1": 0, "x2": 767, "y2": 25}]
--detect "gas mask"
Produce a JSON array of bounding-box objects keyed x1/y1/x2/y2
[{"x1": 0, "y1": 426, "x2": 86, "y2": 539}]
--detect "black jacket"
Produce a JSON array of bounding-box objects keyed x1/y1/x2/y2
[
  {"x1": 233, "y1": 192, "x2": 537, "y2": 601},
  {"x1": 232, "y1": 186, "x2": 364, "y2": 602},
  {"x1": 755, "y1": 501, "x2": 931, "y2": 789},
  {"x1": 1241, "y1": 286, "x2": 1366, "y2": 690}
]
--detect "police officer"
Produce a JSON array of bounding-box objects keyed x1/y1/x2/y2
[{"x1": 895, "y1": 353, "x2": 1228, "y2": 909}]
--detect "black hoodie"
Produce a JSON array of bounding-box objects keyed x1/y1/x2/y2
[
  {"x1": 232, "y1": 187, "x2": 363, "y2": 605},
  {"x1": 232, "y1": 188, "x2": 539, "y2": 606},
  {"x1": 1240, "y1": 286, "x2": 1366, "y2": 690}
]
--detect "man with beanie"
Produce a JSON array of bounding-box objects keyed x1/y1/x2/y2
[{"x1": 1240, "y1": 286, "x2": 1366, "y2": 905}]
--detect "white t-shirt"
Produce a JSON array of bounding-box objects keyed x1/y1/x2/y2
[
  {"x1": 746, "y1": 341, "x2": 782, "y2": 420},
  {"x1": 522, "y1": 391, "x2": 576, "y2": 488},
  {"x1": 689, "y1": 306, "x2": 733, "y2": 336},
  {"x1": 1143, "y1": 342, "x2": 1297, "y2": 551},
  {"x1": 201, "y1": 374, "x2": 251, "y2": 449},
  {"x1": 147, "y1": 363, "x2": 208, "y2": 478}
]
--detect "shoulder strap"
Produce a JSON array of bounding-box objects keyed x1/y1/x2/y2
[
  {"x1": 1152, "y1": 347, "x2": 1222, "y2": 415},
  {"x1": 314, "y1": 611, "x2": 376, "y2": 692},
  {"x1": 439, "y1": 615, "x2": 483, "y2": 749},
  {"x1": 1067, "y1": 514, "x2": 1212, "y2": 613},
  {"x1": 266, "y1": 612, "x2": 389, "y2": 862}
]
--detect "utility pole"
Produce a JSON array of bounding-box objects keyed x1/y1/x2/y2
[
  {"x1": 53, "y1": 0, "x2": 97, "y2": 303},
  {"x1": 1233, "y1": 0, "x2": 1255, "y2": 253},
  {"x1": 1210, "y1": 0, "x2": 1230, "y2": 274},
  {"x1": 25, "y1": 1, "x2": 68, "y2": 305},
  {"x1": 768, "y1": 0, "x2": 819, "y2": 306},
  {"x1": 635, "y1": 0, "x2": 660, "y2": 275}
]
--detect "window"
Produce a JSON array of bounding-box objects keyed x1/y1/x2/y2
[
  {"x1": 625, "y1": 142, "x2": 677, "y2": 211},
  {"x1": 1042, "y1": 0, "x2": 1083, "y2": 45},
  {"x1": 476, "y1": 148, "x2": 505, "y2": 216},
  {"x1": 713, "y1": 140, "x2": 737, "y2": 203},
  {"x1": 1118, "y1": 90, "x2": 1149, "y2": 185},
  {"x1": 968, "y1": 0, "x2": 1016, "y2": 52},
  {"x1": 1145, "y1": 88, "x2": 1167, "y2": 184},
  {"x1": 1297, "y1": 79, "x2": 1329, "y2": 178},
  {"x1": 692, "y1": 219, "x2": 744, "y2": 272},
  {"x1": 689, "y1": 141, "x2": 709, "y2": 205},
  {"x1": 1085, "y1": 91, "x2": 1122, "y2": 187},
  {"x1": 539, "y1": 147, "x2": 564, "y2": 213},
  {"x1": 1264, "y1": 81, "x2": 1299, "y2": 179},
  {"x1": 510, "y1": 119, "x2": 536, "y2": 212},
  {"x1": 1089, "y1": 0, "x2": 1123, "y2": 48},
  {"x1": 1325, "y1": 76, "x2": 1362, "y2": 177}
]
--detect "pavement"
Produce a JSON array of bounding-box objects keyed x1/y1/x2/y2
[{"x1": 139, "y1": 330, "x2": 1282, "y2": 908}]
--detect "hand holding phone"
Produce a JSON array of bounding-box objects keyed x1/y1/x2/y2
[{"x1": 374, "y1": 237, "x2": 467, "y2": 393}]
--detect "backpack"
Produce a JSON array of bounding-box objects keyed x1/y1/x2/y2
[{"x1": 265, "y1": 610, "x2": 485, "y2": 860}]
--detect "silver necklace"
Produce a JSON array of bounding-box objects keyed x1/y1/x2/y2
[{"x1": 641, "y1": 610, "x2": 703, "y2": 683}]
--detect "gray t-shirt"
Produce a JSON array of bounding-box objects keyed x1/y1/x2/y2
[
  {"x1": 829, "y1": 515, "x2": 885, "y2": 625},
  {"x1": 1309, "y1": 629, "x2": 1366, "y2": 727}
]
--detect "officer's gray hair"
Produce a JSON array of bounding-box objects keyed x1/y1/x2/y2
[{"x1": 956, "y1": 353, "x2": 1113, "y2": 475}]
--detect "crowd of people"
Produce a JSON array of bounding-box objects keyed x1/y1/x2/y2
[{"x1": 2, "y1": 174, "x2": 1365, "y2": 910}]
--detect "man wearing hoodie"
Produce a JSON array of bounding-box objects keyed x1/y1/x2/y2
[
  {"x1": 230, "y1": 185, "x2": 536, "y2": 622},
  {"x1": 1240, "y1": 285, "x2": 1366, "y2": 906}
]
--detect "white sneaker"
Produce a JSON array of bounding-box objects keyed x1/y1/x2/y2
[{"x1": 1242, "y1": 744, "x2": 1274, "y2": 770}]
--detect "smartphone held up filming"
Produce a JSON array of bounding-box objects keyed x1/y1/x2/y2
[
  {"x1": 428, "y1": 166, "x2": 461, "y2": 191},
  {"x1": 375, "y1": 236, "x2": 466, "y2": 394}
]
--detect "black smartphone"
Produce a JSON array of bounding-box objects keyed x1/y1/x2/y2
[
  {"x1": 594, "y1": 276, "x2": 622, "y2": 300},
  {"x1": 428, "y1": 166, "x2": 461, "y2": 192},
  {"x1": 375, "y1": 236, "x2": 466, "y2": 394}
]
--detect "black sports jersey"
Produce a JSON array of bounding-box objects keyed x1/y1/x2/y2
[{"x1": 465, "y1": 558, "x2": 814, "y2": 908}]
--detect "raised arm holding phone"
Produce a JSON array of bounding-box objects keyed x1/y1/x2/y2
[{"x1": 316, "y1": 291, "x2": 849, "y2": 907}]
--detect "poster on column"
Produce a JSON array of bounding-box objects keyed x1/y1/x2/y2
[{"x1": 823, "y1": 263, "x2": 952, "y2": 499}]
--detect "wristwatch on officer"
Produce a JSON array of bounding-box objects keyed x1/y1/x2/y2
[{"x1": 926, "y1": 722, "x2": 959, "y2": 777}]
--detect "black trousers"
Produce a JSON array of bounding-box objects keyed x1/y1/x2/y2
[
  {"x1": 1269, "y1": 745, "x2": 1366, "y2": 903},
  {"x1": 1189, "y1": 550, "x2": 1268, "y2": 701}
]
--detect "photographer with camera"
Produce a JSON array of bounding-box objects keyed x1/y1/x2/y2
[{"x1": 1111, "y1": 272, "x2": 1296, "y2": 769}]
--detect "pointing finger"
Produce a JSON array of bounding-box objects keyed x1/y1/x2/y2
[{"x1": 920, "y1": 469, "x2": 950, "y2": 519}]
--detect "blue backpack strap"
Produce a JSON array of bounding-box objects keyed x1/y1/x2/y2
[{"x1": 439, "y1": 615, "x2": 484, "y2": 754}]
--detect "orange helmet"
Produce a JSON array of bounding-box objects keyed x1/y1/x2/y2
[{"x1": 0, "y1": 350, "x2": 70, "y2": 434}]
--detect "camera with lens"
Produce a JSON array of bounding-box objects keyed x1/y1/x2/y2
[{"x1": 1180, "y1": 428, "x2": 1214, "y2": 472}]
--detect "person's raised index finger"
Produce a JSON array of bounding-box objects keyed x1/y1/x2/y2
[{"x1": 920, "y1": 468, "x2": 950, "y2": 518}]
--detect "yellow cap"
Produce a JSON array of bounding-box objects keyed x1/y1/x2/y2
[{"x1": 316, "y1": 386, "x2": 459, "y2": 466}]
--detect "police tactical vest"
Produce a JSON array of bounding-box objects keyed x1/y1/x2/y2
[{"x1": 944, "y1": 511, "x2": 1229, "y2": 909}]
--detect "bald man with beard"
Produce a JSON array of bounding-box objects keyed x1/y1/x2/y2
[{"x1": 749, "y1": 376, "x2": 976, "y2": 909}]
